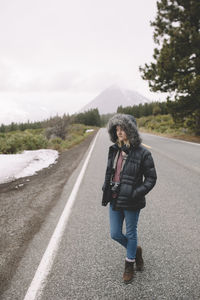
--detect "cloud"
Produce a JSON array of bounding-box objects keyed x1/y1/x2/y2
[
  {"x1": 0, "y1": 60, "x2": 123, "y2": 94},
  {"x1": 0, "y1": 61, "x2": 18, "y2": 91},
  {"x1": 76, "y1": 72, "x2": 122, "y2": 93},
  {"x1": 24, "y1": 71, "x2": 82, "y2": 92},
  {"x1": 0, "y1": 61, "x2": 83, "y2": 92}
]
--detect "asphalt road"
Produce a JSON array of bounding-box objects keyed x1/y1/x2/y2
[{"x1": 2, "y1": 128, "x2": 200, "y2": 299}]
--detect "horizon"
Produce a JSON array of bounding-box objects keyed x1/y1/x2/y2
[{"x1": 0, "y1": 85, "x2": 167, "y2": 126}]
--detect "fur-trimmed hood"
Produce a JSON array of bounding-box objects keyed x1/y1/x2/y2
[{"x1": 107, "y1": 113, "x2": 142, "y2": 148}]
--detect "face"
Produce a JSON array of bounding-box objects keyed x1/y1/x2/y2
[{"x1": 116, "y1": 125, "x2": 127, "y2": 142}]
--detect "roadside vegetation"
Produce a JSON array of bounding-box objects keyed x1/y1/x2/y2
[
  {"x1": 117, "y1": 101, "x2": 200, "y2": 143},
  {"x1": 0, "y1": 124, "x2": 97, "y2": 154},
  {"x1": 0, "y1": 110, "x2": 99, "y2": 154},
  {"x1": 136, "y1": 114, "x2": 200, "y2": 144},
  {"x1": 47, "y1": 123, "x2": 98, "y2": 152},
  {"x1": 1, "y1": 98, "x2": 200, "y2": 155}
]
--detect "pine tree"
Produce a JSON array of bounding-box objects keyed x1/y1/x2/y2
[{"x1": 140, "y1": 0, "x2": 200, "y2": 134}]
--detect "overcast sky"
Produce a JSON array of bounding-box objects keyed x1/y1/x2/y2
[{"x1": 0, "y1": 0, "x2": 165, "y2": 125}]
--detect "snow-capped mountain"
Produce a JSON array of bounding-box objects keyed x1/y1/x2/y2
[{"x1": 79, "y1": 85, "x2": 151, "y2": 114}]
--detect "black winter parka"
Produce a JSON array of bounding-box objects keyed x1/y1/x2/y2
[
  {"x1": 102, "y1": 113, "x2": 157, "y2": 211},
  {"x1": 102, "y1": 143, "x2": 157, "y2": 210}
]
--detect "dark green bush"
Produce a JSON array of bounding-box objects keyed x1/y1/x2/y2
[{"x1": 0, "y1": 132, "x2": 48, "y2": 154}]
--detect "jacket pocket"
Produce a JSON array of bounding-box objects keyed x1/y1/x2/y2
[{"x1": 119, "y1": 183, "x2": 133, "y2": 198}]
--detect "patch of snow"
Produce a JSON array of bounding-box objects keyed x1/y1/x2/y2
[{"x1": 0, "y1": 149, "x2": 59, "y2": 184}]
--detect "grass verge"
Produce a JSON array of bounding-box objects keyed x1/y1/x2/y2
[{"x1": 137, "y1": 114, "x2": 200, "y2": 144}]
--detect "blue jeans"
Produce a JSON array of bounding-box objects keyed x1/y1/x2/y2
[{"x1": 109, "y1": 202, "x2": 140, "y2": 260}]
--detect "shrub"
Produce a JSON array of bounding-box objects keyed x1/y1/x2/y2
[
  {"x1": 0, "y1": 123, "x2": 95, "y2": 154},
  {"x1": 50, "y1": 137, "x2": 62, "y2": 144},
  {"x1": 153, "y1": 105, "x2": 161, "y2": 115},
  {"x1": 0, "y1": 132, "x2": 48, "y2": 154}
]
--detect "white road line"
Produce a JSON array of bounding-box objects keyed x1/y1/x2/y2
[
  {"x1": 23, "y1": 130, "x2": 100, "y2": 300},
  {"x1": 142, "y1": 143, "x2": 152, "y2": 149},
  {"x1": 141, "y1": 132, "x2": 200, "y2": 146}
]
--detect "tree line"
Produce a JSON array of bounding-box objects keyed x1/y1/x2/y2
[
  {"x1": 0, "y1": 103, "x2": 167, "y2": 134},
  {"x1": 117, "y1": 101, "x2": 168, "y2": 118},
  {"x1": 0, "y1": 109, "x2": 101, "y2": 134}
]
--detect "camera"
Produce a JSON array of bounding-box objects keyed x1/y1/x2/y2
[{"x1": 110, "y1": 181, "x2": 120, "y2": 194}]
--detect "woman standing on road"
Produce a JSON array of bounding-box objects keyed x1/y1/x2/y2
[{"x1": 102, "y1": 113, "x2": 157, "y2": 284}]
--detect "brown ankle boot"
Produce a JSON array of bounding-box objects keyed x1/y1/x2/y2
[
  {"x1": 136, "y1": 246, "x2": 144, "y2": 271},
  {"x1": 123, "y1": 260, "x2": 134, "y2": 284}
]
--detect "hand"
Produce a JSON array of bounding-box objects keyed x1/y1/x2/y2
[{"x1": 102, "y1": 183, "x2": 106, "y2": 192}]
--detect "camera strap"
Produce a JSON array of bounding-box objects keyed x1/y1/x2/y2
[{"x1": 113, "y1": 150, "x2": 128, "y2": 174}]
